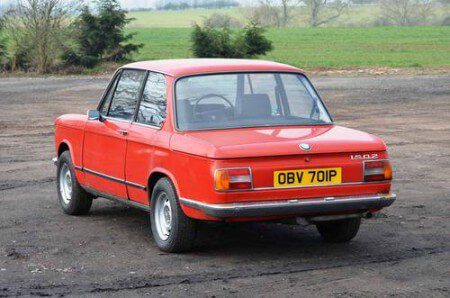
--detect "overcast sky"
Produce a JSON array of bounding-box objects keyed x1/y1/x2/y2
[
  {"x1": 0, "y1": 0, "x2": 256, "y2": 10},
  {"x1": 0, "y1": 0, "x2": 154, "y2": 9}
]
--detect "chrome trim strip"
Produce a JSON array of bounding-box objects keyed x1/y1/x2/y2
[
  {"x1": 132, "y1": 121, "x2": 162, "y2": 130},
  {"x1": 83, "y1": 186, "x2": 150, "y2": 212},
  {"x1": 84, "y1": 168, "x2": 125, "y2": 184},
  {"x1": 82, "y1": 167, "x2": 147, "y2": 191},
  {"x1": 179, "y1": 193, "x2": 396, "y2": 218},
  {"x1": 101, "y1": 115, "x2": 133, "y2": 124},
  {"x1": 125, "y1": 180, "x2": 147, "y2": 190}
]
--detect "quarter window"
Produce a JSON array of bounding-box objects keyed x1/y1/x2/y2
[
  {"x1": 99, "y1": 73, "x2": 120, "y2": 115},
  {"x1": 137, "y1": 72, "x2": 167, "y2": 127},
  {"x1": 108, "y1": 70, "x2": 146, "y2": 121}
]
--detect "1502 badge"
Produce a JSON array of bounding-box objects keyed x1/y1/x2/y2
[{"x1": 350, "y1": 153, "x2": 379, "y2": 160}]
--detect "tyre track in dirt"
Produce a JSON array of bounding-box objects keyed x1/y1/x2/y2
[{"x1": 2, "y1": 246, "x2": 447, "y2": 297}]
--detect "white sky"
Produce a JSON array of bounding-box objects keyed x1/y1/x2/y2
[{"x1": 0, "y1": 0, "x2": 256, "y2": 11}]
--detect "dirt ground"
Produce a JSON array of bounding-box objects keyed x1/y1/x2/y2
[{"x1": 0, "y1": 74, "x2": 449, "y2": 297}]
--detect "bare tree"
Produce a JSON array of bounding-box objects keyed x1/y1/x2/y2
[
  {"x1": 245, "y1": 0, "x2": 347, "y2": 27},
  {"x1": 380, "y1": 0, "x2": 433, "y2": 26},
  {"x1": 244, "y1": 0, "x2": 301, "y2": 27},
  {"x1": 4, "y1": 0, "x2": 76, "y2": 73},
  {"x1": 304, "y1": 0, "x2": 348, "y2": 27}
]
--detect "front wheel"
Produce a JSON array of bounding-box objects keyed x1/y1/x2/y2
[
  {"x1": 150, "y1": 178, "x2": 196, "y2": 252},
  {"x1": 316, "y1": 217, "x2": 361, "y2": 243},
  {"x1": 56, "y1": 151, "x2": 93, "y2": 215}
]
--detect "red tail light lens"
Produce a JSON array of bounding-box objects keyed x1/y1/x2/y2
[
  {"x1": 364, "y1": 160, "x2": 392, "y2": 182},
  {"x1": 215, "y1": 168, "x2": 252, "y2": 191}
]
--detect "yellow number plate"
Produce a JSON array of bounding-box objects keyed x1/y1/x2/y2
[{"x1": 274, "y1": 168, "x2": 342, "y2": 188}]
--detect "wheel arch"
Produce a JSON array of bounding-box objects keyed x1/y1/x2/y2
[
  {"x1": 58, "y1": 142, "x2": 70, "y2": 157},
  {"x1": 147, "y1": 168, "x2": 181, "y2": 203},
  {"x1": 57, "y1": 140, "x2": 78, "y2": 163}
]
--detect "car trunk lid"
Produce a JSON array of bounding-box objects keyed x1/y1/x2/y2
[{"x1": 171, "y1": 125, "x2": 386, "y2": 159}]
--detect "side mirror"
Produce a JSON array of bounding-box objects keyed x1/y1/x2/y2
[{"x1": 87, "y1": 110, "x2": 101, "y2": 121}]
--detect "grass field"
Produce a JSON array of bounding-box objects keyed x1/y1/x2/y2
[
  {"x1": 129, "y1": 26, "x2": 450, "y2": 69},
  {"x1": 127, "y1": 5, "x2": 450, "y2": 28}
]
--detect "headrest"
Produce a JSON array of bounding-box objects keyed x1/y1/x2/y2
[{"x1": 240, "y1": 94, "x2": 271, "y2": 119}]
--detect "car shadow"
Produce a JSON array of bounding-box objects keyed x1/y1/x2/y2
[{"x1": 87, "y1": 199, "x2": 396, "y2": 260}]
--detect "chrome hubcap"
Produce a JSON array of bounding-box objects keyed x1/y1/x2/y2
[
  {"x1": 154, "y1": 192, "x2": 172, "y2": 241},
  {"x1": 59, "y1": 163, "x2": 72, "y2": 205}
]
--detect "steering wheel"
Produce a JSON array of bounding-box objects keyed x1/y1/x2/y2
[{"x1": 193, "y1": 94, "x2": 234, "y2": 120}]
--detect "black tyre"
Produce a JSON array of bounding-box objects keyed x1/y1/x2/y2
[
  {"x1": 150, "y1": 177, "x2": 196, "y2": 252},
  {"x1": 316, "y1": 217, "x2": 361, "y2": 243},
  {"x1": 56, "y1": 151, "x2": 93, "y2": 215}
]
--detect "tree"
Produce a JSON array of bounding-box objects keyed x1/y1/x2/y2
[
  {"x1": 304, "y1": 0, "x2": 348, "y2": 27},
  {"x1": 191, "y1": 21, "x2": 273, "y2": 58},
  {"x1": 250, "y1": 0, "x2": 301, "y2": 27},
  {"x1": 96, "y1": 0, "x2": 143, "y2": 61},
  {"x1": 191, "y1": 24, "x2": 234, "y2": 58},
  {"x1": 380, "y1": 0, "x2": 433, "y2": 26},
  {"x1": 61, "y1": 6, "x2": 103, "y2": 68},
  {"x1": 0, "y1": 18, "x2": 6, "y2": 64},
  {"x1": 248, "y1": 0, "x2": 347, "y2": 27},
  {"x1": 4, "y1": 0, "x2": 75, "y2": 73},
  {"x1": 63, "y1": 0, "x2": 143, "y2": 68},
  {"x1": 203, "y1": 13, "x2": 242, "y2": 28},
  {"x1": 235, "y1": 21, "x2": 273, "y2": 57}
]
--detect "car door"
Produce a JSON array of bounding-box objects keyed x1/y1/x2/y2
[
  {"x1": 83, "y1": 69, "x2": 146, "y2": 199},
  {"x1": 126, "y1": 72, "x2": 169, "y2": 205}
]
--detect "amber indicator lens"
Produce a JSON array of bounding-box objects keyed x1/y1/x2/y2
[
  {"x1": 215, "y1": 168, "x2": 252, "y2": 191},
  {"x1": 364, "y1": 160, "x2": 392, "y2": 182}
]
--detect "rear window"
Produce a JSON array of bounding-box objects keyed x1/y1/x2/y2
[{"x1": 175, "y1": 72, "x2": 332, "y2": 131}]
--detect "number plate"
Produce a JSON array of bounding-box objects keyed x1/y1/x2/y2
[{"x1": 274, "y1": 168, "x2": 342, "y2": 188}]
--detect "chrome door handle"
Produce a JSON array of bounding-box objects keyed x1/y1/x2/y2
[{"x1": 117, "y1": 129, "x2": 128, "y2": 136}]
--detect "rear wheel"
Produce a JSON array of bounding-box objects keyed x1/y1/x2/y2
[
  {"x1": 150, "y1": 177, "x2": 196, "y2": 252},
  {"x1": 56, "y1": 151, "x2": 93, "y2": 215},
  {"x1": 316, "y1": 218, "x2": 361, "y2": 243}
]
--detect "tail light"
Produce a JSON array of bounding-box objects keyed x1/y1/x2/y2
[
  {"x1": 215, "y1": 168, "x2": 252, "y2": 191},
  {"x1": 364, "y1": 160, "x2": 392, "y2": 182}
]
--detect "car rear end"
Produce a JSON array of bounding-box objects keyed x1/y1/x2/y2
[{"x1": 180, "y1": 149, "x2": 395, "y2": 221}]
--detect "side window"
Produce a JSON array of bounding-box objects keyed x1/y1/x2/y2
[
  {"x1": 99, "y1": 72, "x2": 120, "y2": 115},
  {"x1": 108, "y1": 70, "x2": 146, "y2": 121},
  {"x1": 136, "y1": 72, "x2": 167, "y2": 127}
]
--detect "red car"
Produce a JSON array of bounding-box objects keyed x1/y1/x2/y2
[{"x1": 54, "y1": 59, "x2": 396, "y2": 252}]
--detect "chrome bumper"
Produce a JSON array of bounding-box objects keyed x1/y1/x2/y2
[{"x1": 180, "y1": 193, "x2": 396, "y2": 218}]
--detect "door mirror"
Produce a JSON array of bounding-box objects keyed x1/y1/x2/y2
[{"x1": 87, "y1": 110, "x2": 101, "y2": 121}]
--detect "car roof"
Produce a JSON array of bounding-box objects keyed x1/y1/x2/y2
[{"x1": 122, "y1": 59, "x2": 304, "y2": 77}]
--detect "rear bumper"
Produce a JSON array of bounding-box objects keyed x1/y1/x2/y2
[{"x1": 180, "y1": 193, "x2": 396, "y2": 218}]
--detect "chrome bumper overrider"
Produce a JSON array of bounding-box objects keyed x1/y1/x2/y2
[{"x1": 180, "y1": 193, "x2": 396, "y2": 218}]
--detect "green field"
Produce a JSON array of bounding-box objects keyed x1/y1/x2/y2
[
  {"x1": 129, "y1": 26, "x2": 450, "y2": 69},
  {"x1": 127, "y1": 5, "x2": 450, "y2": 28}
]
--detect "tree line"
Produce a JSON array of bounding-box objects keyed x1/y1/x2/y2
[
  {"x1": 245, "y1": 0, "x2": 447, "y2": 27},
  {"x1": 0, "y1": 0, "x2": 142, "y2": 73},
  {"x1": 0, "y1": 0, "x2": 274, "y2": 73}
]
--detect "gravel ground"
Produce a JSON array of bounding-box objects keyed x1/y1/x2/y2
[{"x1": 0, "y1": 74, "x2": 449, "y2": 297}]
